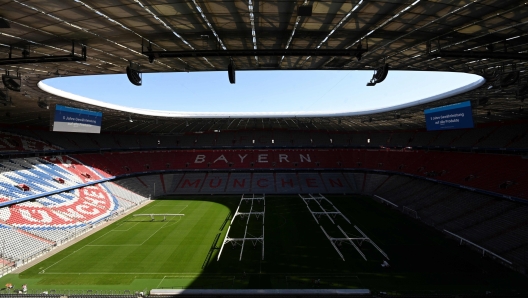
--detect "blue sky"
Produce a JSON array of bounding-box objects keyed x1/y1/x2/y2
[{"x1": 43, "y1": 70, "x2": 482, "y2": 115}]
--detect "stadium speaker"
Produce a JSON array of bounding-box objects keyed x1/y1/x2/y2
[
  {"x1": 500, "y1": 71, "x2": 519, "y2": 88},
  {"x1": 2, "y1": 74, "x2": 21, "y2": 92},
  {"x1": 480, "y1": 68, "x2": 499, "y2": 82},
  {"x1": 374, "y1": 63, "x2": 390, "y2": 84},
  {"x1": 517, "y1": 84, "x2": 528, "y2": 96},
  {"x1": 0, "y1": 89, "x2": 10, "y2": 106},
  {"x1": 228, "y1": 61, "x2": 236, "y2": 84},
  {"x1": 355, "y1": 43, "x2": 363, "y2": 61},
  {"x1": 37, "y1": 99, "x2": 49, "y2": 109},
  {"x1": 126, "y1": 65, "x2": 142, "y2": 86},
  {"x1": 478, "y1": 97, "x2": 489, "y2": 106},
  {"x1": 297, "y1": 5, "x2": 313, "y2": 16},
  {"x1": 367, "y1": 63, "x2": 389, "y2": 86}
]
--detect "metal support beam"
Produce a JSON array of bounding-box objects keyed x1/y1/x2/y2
[
  {"x1": 142, "y1": 48, "x2": 368, "y2": 59},
  {"x1": 429, "y1": 50, "x2": 528, "y2": 61},
  {"x1": 0, "y1": 43, "x2": 86, "y2": 66}
]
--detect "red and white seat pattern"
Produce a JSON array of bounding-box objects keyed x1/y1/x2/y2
[{"x1": 0, "y1": 150, "x2": 149, "y2": 263}]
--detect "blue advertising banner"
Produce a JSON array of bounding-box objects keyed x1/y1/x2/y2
[
  {"x1": 53, "y1": 105, "x2": 102, "y2": 133},
  {"x1": 424, "y1": 101, "x2": 474, "y2": 131}
]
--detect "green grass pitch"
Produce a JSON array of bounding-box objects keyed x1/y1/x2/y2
[{"x1": 1, "y1": 195, "x2": 527, "y2": 295}]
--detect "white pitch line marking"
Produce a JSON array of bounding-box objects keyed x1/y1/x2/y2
[{"x1": 39, "y1": 203, "x2": 188, "y2": 274}]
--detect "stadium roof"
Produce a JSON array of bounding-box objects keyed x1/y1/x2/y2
[{"x1": 0, "y1": 0, "x2": 527, "y2": 133}]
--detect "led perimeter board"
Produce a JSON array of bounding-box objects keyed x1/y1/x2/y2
[
  {"x1": 53, "y1": 104, "x2": 102, "y2": 134},
  {"x1": 424, "y1": 101, "x2": 474, "y2": 131}
]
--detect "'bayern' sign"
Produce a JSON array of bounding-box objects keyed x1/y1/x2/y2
[
  {"x1": 53, "y1": 104, "x2": 102, "y2": 134},
  {"x1": 424, "y1": 101, "x2": 474, "y2": 131}
]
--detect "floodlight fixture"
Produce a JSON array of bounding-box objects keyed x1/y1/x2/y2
[
  {"x1": 500, "y1": 70, "x2": 519, "y2": 88},
  {"x1": 37, "y1": 98, "x2": 49, "y2": 109},
  {"x1": 126, "y1": 62, "x2": 142, "y2": 86},
  {"x1": 2, "y1": 72, "x2": 21, "y2": 92},
  {"x1": 228, "y1": 60, "x2": 236, "y2": 84},
  {"x1": 129, "y1": 115, "x2": 133, "y2": 123}
]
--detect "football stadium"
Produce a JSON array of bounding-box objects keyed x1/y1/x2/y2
[{"x1": 0, "y1": 1, "x2": 527, "y2": 297}]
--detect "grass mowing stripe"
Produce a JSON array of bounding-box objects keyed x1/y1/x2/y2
[
  {"x1": 2, "y1": 195, "x2": 526, "y2": 294},
  {"x1": 41, "y1": 210, "x2": 187, "y2": 273}
]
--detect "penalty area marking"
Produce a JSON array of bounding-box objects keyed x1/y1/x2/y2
[
  {"x1": 157, "y1": 276, "x2": 188, "y2": 288},
  {"x1": 85, "y1": 215, "x2": 183, "y2": 247},
  {"x1": 39, "y1": 205, "x2": 188, "y2": 274},
  {"x1": 112, "y1": 221, "x2": 140, "y2": 231}
]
